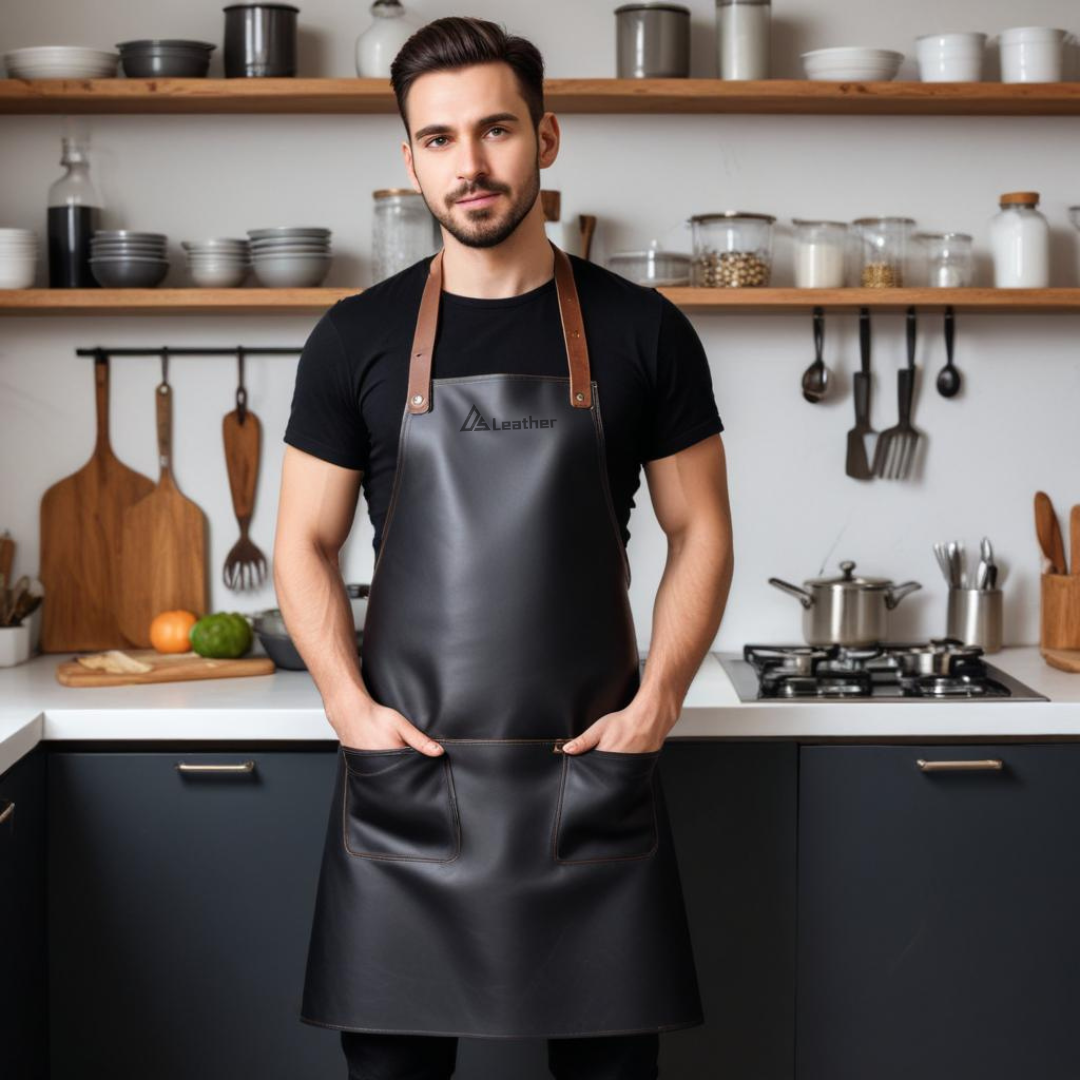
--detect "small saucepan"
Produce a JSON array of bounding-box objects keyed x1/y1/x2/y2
[{"x1": 768, "y1": 559, "x2": 921, "y2": 647}]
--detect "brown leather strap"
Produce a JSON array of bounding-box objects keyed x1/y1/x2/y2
[{"x1": 406, "y1": 239, "x2": 592, "y2": 415}]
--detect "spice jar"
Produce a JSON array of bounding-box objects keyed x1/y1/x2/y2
[
  {"x1": 852, "y1": 216, "x2": 915, "y2": 288},
  {"x1": 990, "y1": 191, "x2": 1049, "y2": 287},
  {"x1": 689, "y1": 211, "x2": 774, "y2": 287},
  {"x1": 608, "y1": 239, "x2": 691, "y2": 286},
  {"x1": 916, "y1": 232, "x2": 973, "y2": 287},
  {"x1": 791, "y1": 219, "x2": 847, "y2": 287},
  {"x1": 372, "y1": 188, "x2": 440, "y2": 284}
]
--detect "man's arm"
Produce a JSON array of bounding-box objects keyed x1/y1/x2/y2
[
  {"x1": 272, "y1": 445, "x2": 445, "y2": 755},
  {"x1": 559, "y1": 433, "x2": 733, "y2": 753}
]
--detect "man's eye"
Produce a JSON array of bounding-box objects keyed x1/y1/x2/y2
[
  {"x1": 426, "y1": 136, "x2": 447, "y2": 148},
  {"x1": 487, "y1": 126, "x2": 506, "y2": 136}
]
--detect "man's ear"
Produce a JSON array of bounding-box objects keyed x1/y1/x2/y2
[{"x1": 401, "y1": 140, "x2": 419, "y2": 190}]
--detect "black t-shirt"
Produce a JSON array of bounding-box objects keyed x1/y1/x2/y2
[{"x1": 283, "y1": 251, "x2": 723, "y2": 555}]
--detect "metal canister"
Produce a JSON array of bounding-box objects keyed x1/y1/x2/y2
[
  {"x1": 615, "y1": 2, "x2": 691, "y2": 78},
  {"x1": 223, "y1": 2, "x2": 300, "y2": 77}
]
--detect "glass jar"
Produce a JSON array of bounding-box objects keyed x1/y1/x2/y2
[
  {"x1": 791, "y1": 219, "x2": 847, "y2": 287},
  {"x1": 916, "y1": 232, "x2": 973, "y2": 287},
  {"x1": 608, "y1": 239, "x2": 691, "y2": 286},
  {"x1": 851, "y1": 216, "x2": 915, "y2": 287},
  {"x1": 372, "y1": 188, "x2": 440, "y2": 284},
  {"x1": 990, "y1": 191, "x2": 1049, "y2": 287},
  {"x1": 689, "y1": 211, "x2": 775, "y2": 287},
  {"x1": 716, "y1": 0, "x2": 771, "y2": 79}
]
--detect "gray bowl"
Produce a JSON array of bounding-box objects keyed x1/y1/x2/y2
[
  {"x1": 89, "y1": 258, "x2": 169, "y2": 288},
  {"x1": 251, "y1": 608, "x2": 362, "y2": 671},
  {"x1": 117, "y1": 39, "x2": 215, "y2": 78}
]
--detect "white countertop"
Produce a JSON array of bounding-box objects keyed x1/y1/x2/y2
[{"x1": 2, "y1": 646, "x2": 1080, "y2": 775}]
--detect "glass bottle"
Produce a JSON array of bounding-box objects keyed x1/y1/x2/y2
[
  {"x1": 990, "y1": 191, "x2": 1049, "y2": 287},
  {"x1": 716, "y1": 0, "x2": 771, "y2": 79},
  {"x1": 47, "y1": 136, "x2": 103, "y2": 288}
]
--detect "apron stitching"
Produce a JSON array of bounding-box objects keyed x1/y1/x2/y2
[
  {"x1": 588, "y1": 381, "x2": 632, "y2": 590},
  {"x1": 298, "y1": 1014, "x2": 705, "y2": 1037},
  {"x1": 341, "y1": 752, "x2": 462, "y2": 864},
  {"x1": 367, "y1": 402, "x2": 415, "y2": 593}
]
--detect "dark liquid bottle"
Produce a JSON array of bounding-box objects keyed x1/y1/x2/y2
[
  {"x1": 48, "y1": 204, "x2": 101, "y2": 287},
  {"x1": 47, "y1": 137, "x2": 103, "y2": 289}
]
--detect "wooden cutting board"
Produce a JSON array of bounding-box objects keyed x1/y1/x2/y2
[
  {"x1": 116, "y1": 378, "x2": 209, "y2": 647},
  {"x1": 1041, "y1": 648, "x2": 1080, "y2": 674},
  {"x1": 39, "y1": 355, "x2": 156, "y2": 652},
  {"x1": 56, "y1": 649, "x2": 274, "y2": 687}
]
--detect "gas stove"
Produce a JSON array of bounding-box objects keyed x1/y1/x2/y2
[{"x1": 718, "y1": 640, "x2": 1048, "y2": 702}]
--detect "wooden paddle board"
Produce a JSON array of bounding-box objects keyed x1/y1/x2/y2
[
  {"x1": 56, "y1": 649, "x2": 274, "y2": 687},
  {"x1": 39, "y1": 355, "x2": 156, "y2": 652},
  {"x1": 116, "y1": 378, "x2": 209, "y2": 647}
]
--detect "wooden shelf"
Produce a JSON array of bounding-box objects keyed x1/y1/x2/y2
[
  {"x1": 4, "y1": 287, "x2": 1080, "y2": 317},
  {"x1": 2, "y1": 77, "x2": 1080, "y2": 116}
]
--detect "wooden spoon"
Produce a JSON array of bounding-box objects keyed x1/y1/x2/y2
[
  {"x1": 1035, "y1": 491, "x2": 1067, "y2": 574},
  {"x1": 1071, "y1": 505, "x2": 1080, "y2": 577}
]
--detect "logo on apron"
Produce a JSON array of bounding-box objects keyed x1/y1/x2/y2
[{"x1": 460, "y1": 402, "x2": 558, "y2": 432}]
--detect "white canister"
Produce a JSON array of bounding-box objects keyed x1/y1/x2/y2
[
  {"x1": 0, "y1": 623, "x2": 31, "y2": 667},
  {"x1": 791, "y1": 219, "x2": 848, "y2": 288},
  {"x1": 716, "y1": 0, "x2": 771, "y2": 80},
  {"x1": 998, "y1": 26, "x2": 1066, "y2": 83},
  {"x1": 915, "y1": 32, "x2": 986, "y2": 82},
  {"x1": 355, "y1": 0, "x2": 419, "y2": 78},
  {"x1": 990, "y1": 191, "x2": 1050, "y2": 287}
]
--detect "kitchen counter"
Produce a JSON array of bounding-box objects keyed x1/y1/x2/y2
[{"x1": 3, "y1": 645, "x2": 1080, "y2": 774}]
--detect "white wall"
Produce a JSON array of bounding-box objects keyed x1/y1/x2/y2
[{"x1": 3, "y1": 0, "x2": 1080, "y2": 651}]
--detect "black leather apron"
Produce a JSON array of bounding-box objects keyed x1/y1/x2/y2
[{"x1": 300, "y1": 241, "x2": 704, "y2": 1039}]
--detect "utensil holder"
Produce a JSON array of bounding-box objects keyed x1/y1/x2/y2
[
  {"x1": 1040, "y1": 573, "x2": 1080, "y2": 650},
  {"x1": 946, "y1": 587, "x2": 1003, "y2": 652}
]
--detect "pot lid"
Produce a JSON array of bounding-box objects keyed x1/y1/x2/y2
[{"x1": 805, "y1": 560, "x2": 893, "y2": 589}]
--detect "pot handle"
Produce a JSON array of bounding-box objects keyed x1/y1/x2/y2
[
  {"x1": 885, "y1": 580, "x2": 922, "y2": 610},
  {"x1": 768, "y1": 578, "x2": 815, "y2": 610}
]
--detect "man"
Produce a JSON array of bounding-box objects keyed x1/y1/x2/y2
[{"x1": 274, "y1": 15, "x2": 733, "y2": 1080}]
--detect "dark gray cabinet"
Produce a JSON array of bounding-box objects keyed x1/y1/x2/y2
[
  {"x1": 797, "y1": 743, "x2": 1080, "y2": 1080},
  {"x1": 47, "y1": 748, "x2": 342, "y2": 1080},
  {"x1": 0, "y1": 746, "x2": 47, "y2": 1080}
]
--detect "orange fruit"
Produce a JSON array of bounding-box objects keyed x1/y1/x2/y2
[{"x1": 149, "y1": 609, "x2": 199, "y2": 654}]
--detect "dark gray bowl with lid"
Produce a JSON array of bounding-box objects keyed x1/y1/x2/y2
[{"x1": 116, "y1": 39, "x2": 216, "y2": 77}]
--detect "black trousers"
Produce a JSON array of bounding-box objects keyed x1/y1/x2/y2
[{"x1": 341, "y1": 1030, "x2": 660, "y2": 1079}]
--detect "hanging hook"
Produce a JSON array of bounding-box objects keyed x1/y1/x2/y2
[
  {"x1": 160, "y1": 345, "x2": 170, "y2": 388},
  {"x1": 236, "y1": 345, "x2": 248, "y2": 424}
]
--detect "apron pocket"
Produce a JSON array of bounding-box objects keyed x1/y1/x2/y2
[
  {"x1": 553, "y1": 749, "x2": 661, "y2": 864},
  {"x1": 341, "y1": 747, "x2": 460, "y2": 863}
]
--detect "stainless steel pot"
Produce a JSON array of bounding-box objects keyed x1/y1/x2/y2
[{"x1": 768, "y1": 559, "x2": 921, "y2": 646}]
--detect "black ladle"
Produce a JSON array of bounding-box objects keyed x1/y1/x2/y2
[
  {"x1": 937, "y1": 305, "x2": 962, "y2": 397},
  {"x1": 802, "y1": 306, "x2": 829, "y2": 403}
]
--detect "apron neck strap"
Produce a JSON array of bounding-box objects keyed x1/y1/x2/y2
[{"x1": 406, "y1": 239, "x2": 593, "y2": 415}]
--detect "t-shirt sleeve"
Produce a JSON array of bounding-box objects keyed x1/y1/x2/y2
[
  {"x1": 283, "y1": 306, "x2": 368, "y2": 471},
  {"x1": 641, "y1": 296, "x2": 724, "y2": 463}
]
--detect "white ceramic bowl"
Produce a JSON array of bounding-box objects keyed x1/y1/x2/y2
[
  {"x1": 801, "y1": 47, "x2": 904, "y2": 81},
  {"x1": 0, "y1": 263, "x2": 37, "y2": 289},
  {"x1": 915, "y1": 32, "x2": 986, "y2": 81},
  {"x1": 998, "y1": 26, "x2": 1066, "y2": 82}
]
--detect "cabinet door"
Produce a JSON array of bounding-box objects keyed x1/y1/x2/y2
[
  {"x1": 48, "y1": 749, "x2": 341, "y2": 1080},
  {"x1": 0, "y1": 747, "x2": 47, "y2": 1080},
  {"x1": 797, "y1": 743, "x2": 1080, "y2": 1080}
]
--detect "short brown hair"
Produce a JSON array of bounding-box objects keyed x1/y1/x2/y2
[{"x1": 390, "y1": 16, "x2": 545, "y2": 139}]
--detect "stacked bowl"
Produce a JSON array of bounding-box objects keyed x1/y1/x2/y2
[
  {"x1": 182, "y1": 237, "x2": 251, "y2": 288},
  {"x1": 89, "y1": 230, "x2": 169, "y2": 288},
  {"x1": 3, "y1": 46, "x2": 119, "y2": 79},
  {"x1": 248, "y1": 227, "x2": 332, "y2": 287},
  {"x1": 116, "y1": 39, "x2": 216, "y2": 78},
  {"x1": 801, "y1": 47, "x2": 905, "y2": 81},
  {"x1": 0, "y1": 229, "x2": 38, "y2": 289}
]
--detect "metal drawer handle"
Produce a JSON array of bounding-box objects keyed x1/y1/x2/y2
[
  {"x1": 0, "y1": 799, "x2": 13, "y2": 825},
  {"x1": 916, "y1": 758, "x2": 1003, "y2": 772},
  {"x1": 175, "y1": 761, "x2": 256, "y2": 773}
]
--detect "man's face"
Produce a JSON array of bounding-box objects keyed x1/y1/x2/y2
[{"x1": 402, "y1": 62, "x2": 558, "y2": 250}]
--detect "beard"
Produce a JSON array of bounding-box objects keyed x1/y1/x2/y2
[{"x1": 421, "y1": 163, "x2": 541, "y2": 250}]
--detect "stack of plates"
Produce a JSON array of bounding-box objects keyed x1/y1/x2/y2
[
  {"x1": 248, "y1": 227, "x2": 332, "y2": 288},
  {"x1": 182, "y1": 238, "x2": 251, "y2": 288},
  {"x1": 801, "y1": 47, "x2": 904, "y2": 81},
  {"x1": 4, "y1": 46, "x2": 120, "y2": 79},
  {"x1": 89, "y1": 230, "x2": 169, "y2": 288},
  {"x1": 0, "y1": 228, "x2": 38, "y2": 290}
]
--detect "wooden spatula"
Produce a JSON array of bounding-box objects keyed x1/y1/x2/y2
[
  {"x1": 1034, "y1": 491, "x2": 1067, "y2": 574},
  {"x1": 116, "y1": 374, "x2": 209, "y2": 647},
  {"x1": 39, "y1": 355, "x2": 156, "y2": 651},
  {"x1": 1071, "y1": 505, "x2": 1080, "y2": 577}
]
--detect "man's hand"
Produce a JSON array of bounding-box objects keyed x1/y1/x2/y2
[
  {"x1": 328, "y1": 691, "x2": 445, "y2": 756},
  {"x1": 559, "y1": 697, "x2": 672, "y2": 755}
]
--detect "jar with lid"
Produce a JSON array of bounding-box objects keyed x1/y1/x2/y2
[
  {"x1": 608, "y1": 239, "x2": 691, "y2": 286},
  {"x1": 916, "y1": 232, "x2": 973, "y2": 287},
  {"x1": 689, "y1": 212, "x2": 774, "y2": 287},
  {"x1": 791, "y1": 219, "x2": 847, "y2": 287},
  {"x1": 716, "y1": 0, "x2": 770, "y2": 79},
  {"x1": 990, "y1": 191, "x2": 1049, "y2": 287},
  {"x1": 615, "y1": 2, "x2": 691, "y2": 78},
  {"x1": 372, "y1": 188, "x2": 440, "y2": 284},
  {"x1": 851, "y1": 216, "x2": 914, "y2": 287}
]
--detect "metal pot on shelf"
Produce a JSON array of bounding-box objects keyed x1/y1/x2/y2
[{"x1": 768, "y1": 559, "x2": 921, "y2": 646}]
